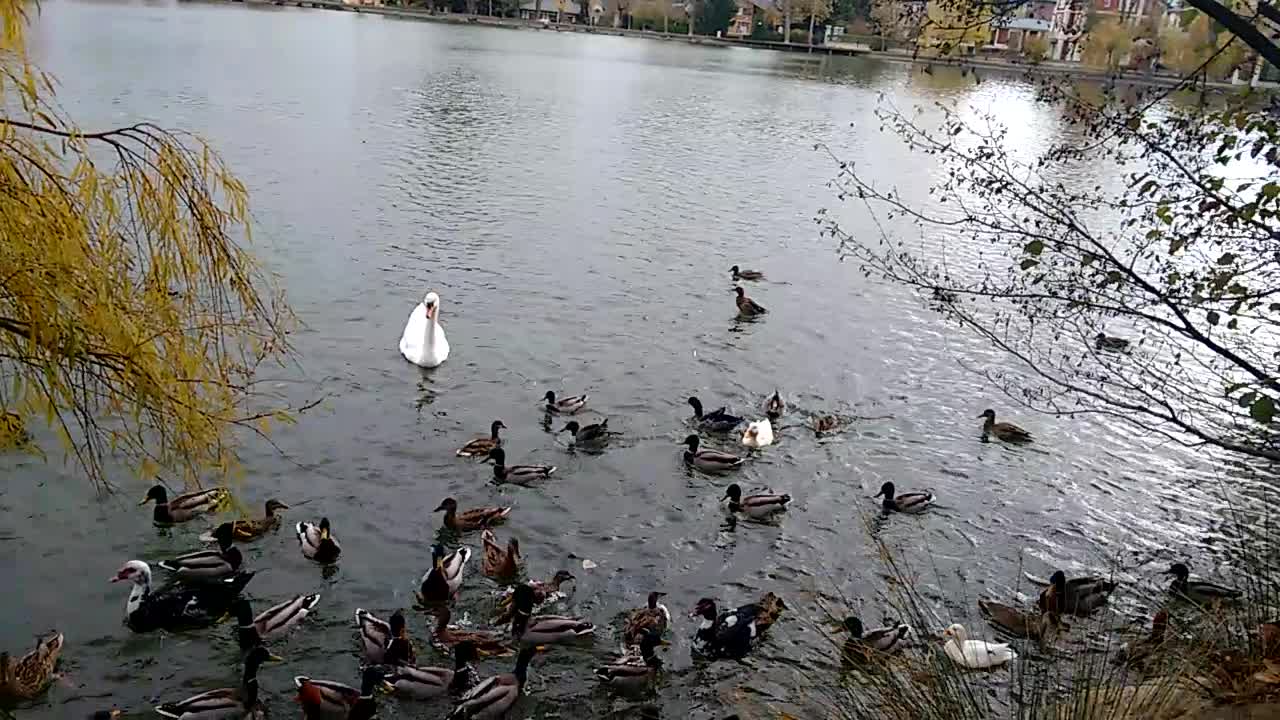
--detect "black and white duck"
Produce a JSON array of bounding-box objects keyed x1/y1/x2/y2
[
  {"x1": 435, "y1": 498, "x2": 513, "y2": 533},
  {"x1": 385, "y1": 640, "x2": 480, "y2": 700},
  {"x1": 723, "y1": 483, "x2": 790, "y2": 519},
  {"x1": 110, "y1": 560, "x2": 253, "y2": 633},
  {"x1": 510, "y1": 583, "x2": 595, "y2": 648},
  {"x1": 595, "y1": 629, "x2": 664, "y2": 693},
  {"x1": 543, "y1": 390, "x2": 588, "y2": 414},
  {"x1": 485, "y1": 448, "x2": 556, "y2": 486},
  {"x1": 1095, "y1": 332, "x2": 1131, "y2": 352},
  {"x1": 874, "y1": 481, "x2": 934, "y2": 513},
  {"x1": 733, "y1": 286, "x2": 767, "y2": 317},
  {"x1": 139, "y1": 483, "x2": 230, "y2": 524},
  {"x1": 296, "y1": 517, "x2": 341, "y2": 564},
  {"x1": 623, "y1": 591, "x2": 670, "y2": 646},
  {"x1": 730, "y1": 265, "x2": 764, "y2": 281},
  {"x1": 158, "y1": 522, "x2": 243, "y2": 583},
  {"x1": 561, "y1": 419, "x2": 610, "y2": 446},
  {"x1": 457, "y1": 420, "x2": 505, "y2": 458},
  {"x1": 978, "y1": 408, "x2": 1032, "y2": 443},
  {"x1": 0, "y1": 631, "x2": 63, "y2": 700},
  {"x1": 234, "y1": 594, "x2": 321, "y2": 651},
  {"x1": 418, "y1": 544, "x2": 473, "y2": 607},
  {"x1": 689, "y1": 595, "x2": 784, "y2": 660},
  {"x1": 682, "y1": 435, "x2": 744, "y2": 472},
  {"x1": 836, "y1": 616, "x2": 910, "y2": 661},
  {"x1": 687, "y1": 397, "x2": 744, "y2": 433},
  {"x1": 445, "y1": 647, "x2": 536, "y2": 720},
  {"x1": 1037, "y1": 571, "x2": 1118, "y2": 617},
  {"x1": 155, "y1": 644, "x2": 279, "y2": 720},
  {"x1": 294, "y1": 666, "x2": 383, "y2": 720},
  {"x1": 1165, "y1": 562, "x2": 1243, "y2": 603}
]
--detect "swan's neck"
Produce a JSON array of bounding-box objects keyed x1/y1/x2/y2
[
  {"x1": 424, "y1": 304, "x2": 438, "y2": 349},
  {"x1": 127, "y1": 579, "x2": 150, "y2": 616}
]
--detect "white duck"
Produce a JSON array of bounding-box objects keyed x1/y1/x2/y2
[
  {"x1": 741, "y1": 419, "x2": 774, "y2": 448},
  {"x1": 399, "y1": 291, "x2": 450, "y2": 368},
  {"x1": 942, "y1": 623, "x2": 1018, "y2": 669}
]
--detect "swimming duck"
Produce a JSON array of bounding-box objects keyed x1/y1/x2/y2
[
  {"x1": 433, "y1": 607, "x2": 511, "y2": 657},
  {"x1": 837, "y1": 616, "x2": 909, "y2": 662},
  {"x1": 689, "y1": 595, "x2": 783, "y2": 660},
  {"x1": 234, "y1": 594, "x2": 321, "y2": 651},
  {"x1": 384, "y1": 610, "x2": 418, "y2": 667},
  {"x1": 723, "y1": 483, "x2": 790, "y2": 519},
  {"x1": 978, "y1": 409, "x2": 1032, "y2": 443},
  {"x1": 811, "y1": 414, "x2": 845, "y2": 434},
  {"x1": 874, "y1": 481, "x2": 934, "y2": 513},
  {"x1": 418, "y1": 544, "x2": 473, "y2": 607},
  {"x1": 765, "y1": 391, "x2": 784, "y2": 419},
  {"x1": 942, "y1": 623, "x2": 1017, "y2": 669},
  {"x1": 624, "y1": 591, "x2": 670, "y2": 646},
  {"x1": 683, "y1": 435, "x2": 744, "y2": 472},
  {"x1": 978, "y1": 599, "x2": 1045, "y2": 640},
  {"x1": 139, "y1": 484, "x2": 230, "y2": 524},
  {"x1": 385, "y1": 640, "x2": 480, "y2": 700},
  {"x1": 733, "y1": 286, "x2": 767, "y2": 317},
  {"x1": 296, "y1": 518, "x2": 341, "y2": 564},
  {"x1": 200, "y1": 499, "x2": 289, "y2": 543},
  {"x1": 485, "y1": 448, "x2": 556, "y2": 486},
  {"x1": 595, "y1": 629, "x2": 664, "y2": 692},
  {"x1": 399, "y1": 290, "x2": 450, "y2": 368},
  {"x1": 687, "y1": 397, "x2": 744, "y2": 433},
  {"x1": 492, "y1": 570, "x2": 576, "y2": 624},
  {"x1": 1095, "y1": 332, "x2": 1131, "y2": 352},
  {"x1": 741, "y1": 419, "x2": 774, "y2": 448},
  {"x1": 543, "y1": 390, "x2": 589, "y2": 414},
  {"x1": 458, "y1": 420, "x2": 506, "y2": 458},
  {"x1": 89, "y1": 711, "x2": 121, "y2": 720},
  {"x1": 561, "y1": 419, "x2": 610, "y2": 446},
  {"x1": 482, "y1": 530, "x2": 521, "y2": 580},
  {"x1": 158, "y1": 522, "x2": 243, "y2": 582},
  {"x1": 356, "y1": 608, "x2": 393, "y2": 665},
  {"x1": 445, "y1": 647, "x2": 536, "y2": 720},
  {"x1": 510, "y1": 583, "x2": 595, "y2": 648},
  {"x1": 1165, "y1": 562, "x2": 1242, "y2": 603},
  {"x1": 755, "y1": 592, "x2": 788, "y2": 634},
  {"x1": 110, "y1": 560, "x2": 254, "y2": 633},
  {"x1": 1115, "y1": 609, "x2": 1169, "y2": 668},
  {"x1": 0, "y1": 631, "x2": 63, "y2": 700},
  {"x1": 156, "y1": 645, "x2": 279, "y2": 719},
  {"x1": 294, "y1": 666, "x2": 383, "y2": 720},
  {"x1": 435, "y1": 498, "x2": 512, "y2": 533},
  {"x1": 730, "y1": 265, "x2": 764, "y2": 281},
  {"x1": 1037, "y1": 571, "x2": 1118, "y2": 617}
]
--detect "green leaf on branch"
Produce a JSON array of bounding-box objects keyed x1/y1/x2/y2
[
  {"x1": 1207, "y1": 310, "x2": 1220, "y2": 326},
  {"x1": 1020, "y1": 258, "x2": 1039, "y2": 270},
  {"x1": 1024, "y1": 240, "x2": 1045, "y2": 257},
  {"x1": 1251, "y1": 395, "x2": 1276, "y2": 424},
  {"x1": 1217, "y1": 253, "x2": 1237, "y2": 265}
]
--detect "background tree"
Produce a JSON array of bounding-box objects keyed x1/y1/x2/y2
[
  {"x1": 0, "y1": 0, "x2": 296, "y2": 487},
  {"x1": 803, "y1": 0, "x2": 832, "y2": 43},
  {"x1": 1081, "y1": 17, "x2": 1134, "y2": 68},
  {"x1": 1022, "y1": 32, "x2": 1049, "y2": 61},
  {"x1": 696, "y1": 0, "x2": 735, "y2": 33}
]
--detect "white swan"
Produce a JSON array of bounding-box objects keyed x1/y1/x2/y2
[
  {"x1": 741, "y1": 419, "x2": 774, "y2": 448},
  {"x1": 399, "y1": 291, "x2": 450, "y2": 368},
  {"x1": 942, "y1": 623, "x2": 1018, "y2": 669}
]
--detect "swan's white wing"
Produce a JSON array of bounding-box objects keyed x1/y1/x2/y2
[{"x1": 399, "y1": 303, "x2": 428, "y2": 359}]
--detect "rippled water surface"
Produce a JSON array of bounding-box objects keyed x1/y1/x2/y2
[{"x1": 1, "y1": 2, "x2": 1254, "y2": 718}]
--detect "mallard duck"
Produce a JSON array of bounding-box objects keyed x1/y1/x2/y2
[
  {"x1": 733, "y1": 286, "x2": 767, "y2": 317},
  {"x1": 837, "y1": 616, "x2": 909, "y2": 661},
  {"x1": 158, "y1": 522, "x2": 243, "y2": 583},
  {"x1": 356, "y1": 608, "x2": 393, "y2": 665},
  {"x1": 234, "y1": 594, "x2": 320, "y2": 650},
  {"x1": 1037, "y1": 571, "x2": 1118, "y2": 617},
  {"x1": 595, "y1": 629, "x2": 664, "y2": 692},
  {"x1": 110, "y1": 560, "x2": 254, "y2": 633},
  {"x1": 458, "y1": 420, "x2": 506, "y2": 458},
  {"x1": 978, "y1": 409, "x2": 1032, "y2": 443},
  {"x1": 942, "y1": 623, "x2": 1017, "y2": 668},
  {"x1": 1095, "y1": 332, "x2": 1131, "y2": 352},
  {"x1": 156, "y1": 645, "x2": 279, "y2": 719},
  {"x1": 384, "y1": 610, "x2": 418, "y2": 667},
  {"x1": 433, "y1": 607, "x2": 511, "y2": 657},
  {"x1": 1115, "y1": 609, "x2": 1169, "y2": 668},
  {"x1": 492, "y1": 570, "x2": 575, "y2": 624},
  {"x1": 543, "y1": 390, "x2": 588, "y2": 414},
  {"x1": 510, "y1": 583, "x2": 595, "y2": 647},
  {"x1": 765, "y1": 391, "x2": 784, "y2": 419},
  {"x1": 139, "y1": 484, "x2": 230, "y2": 524},
  {"x1": 624, "y1": 591, "x2": 670, "y2": 646},
  {"x1": 978, "y1": 599, "x2": 1045, "y2": 640},
  {"x1": 294, "y1": 667, "x2": 383, "y2": 720},
  {"x1": 689, "y1": 595, "x2": 780, "y2": 660},
  {"x1": 486, "y1": 448, "x2": 556, "y2": 486},
  {"x1": 201, "y1": 499, "x2": 289, "y2": 543},
  {"x1": 561, "y1": 419, "x2": 610, "y2": 446},
  {"x1": 0, "y1": 631, "x2": 63, "y2": 700},
  {"x1": 296, "y1": 517, "x2": 341, "y2": 564},
  {"x1": 730, "y1": 265, "x2": 764, "y2": 281},
  {"x1": 723, "y1": 483, "x2": 790, "y2": 519},
  {"x1": 445, "y1": 647, "x2": 536, "y2": 720},
  {"x1": 1165, "y1": 562, "x2": 1242, "y2": 603},
  {"x1": 385, "y1": 640, "x2": 480, "y2": 700},
  {"x1": 755, "y1": 592, "x2": 788, "y2": 634},
  {"x1": 687, "y1": 397, "x2": 744, "y2": 433},
  {"x1": 874, "y1": 481, "x2": 933, "y2": 513},
  {"x1": 683, "y1": 435, "x2": 744, "y2": 472},
  {"x1": 418, "y1": 544, "x2": 473, "y2": 607},
  {"x1": 482, "y1": 530, "x2": 520, "y2": 580},
  {"x1": 741, "y1": 419, "x2": 774, "y2": 448},
  {"x1": 435, "y1": 498, "x2": 512, "y2": 533},
  {"x1": 812, "y1": 414, "x2": 845, "y2": 434}
]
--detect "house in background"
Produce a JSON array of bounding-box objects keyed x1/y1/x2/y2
[
  {"x1": 519, "y1": 0, "x2": 583, "y2": 21},
  {"x1": 1051, "y1": 0, "x2": 1166, "y2": 60},
  {"x1": 991, "y1": 16, "x2": 1052, "y2": 50},
  {"x1": 727, "y1": 0, "x2": 780, "y2": 38}
]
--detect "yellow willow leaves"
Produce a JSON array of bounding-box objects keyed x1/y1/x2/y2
[{"x1": 0, "y1": 0, "x2": 294, "y2": 489}]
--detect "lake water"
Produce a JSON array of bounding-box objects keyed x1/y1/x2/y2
[{"x1": 2, "y1": 2, "x2": 1251, "y2": 718}]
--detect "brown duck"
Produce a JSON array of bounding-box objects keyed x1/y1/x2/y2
[
  {"x1": 434, "y1": 498, "x2": 511, "y2": 533},
  {"x1": 493, "y1": 570, "x2": 575, "y2": 624},
  {"x1": 432, "y1": 607, "x2": 511, "y2": 657},
  {"x1": 623, "y1": 591, "x2": 670, "y2": 646},
  {"x1": 482, "y1": 529, "x2": 521, "y2": 580},
  {"x1": 733, "y1": 287, "x2": 767, "y2": 317},
  {"x1": 0, "y1": 631, "x2": 63, "y2": 700},
  {"x1": 979, "y1": 408, "x2": 1032, "y2": 443},
  {"x1": 203, "y1": 499, "x2": 288, "y2": 543},
  {"x1": 978, "y1": 599, "x2": 1047, "y2": 640}
]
